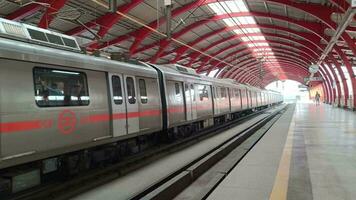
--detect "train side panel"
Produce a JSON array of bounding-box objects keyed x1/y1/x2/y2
[
  {"x1": 230, "y1": 88, "x2": 242, "y2": 112},
  {"x1": 166, "y1": 81, "x2": 185, "y2": 127},
  {"x1": 0, "y1": 60, "x2": 110, "y2": 160},
  {"x1": 136, "y1": 77, "x2": 162, "y2": 133},
  {"x1": 195, "y1": 84, "x2": 213, "y2": 120},
  {"x1": 241, "y1": 89, "x2": 249, "y2": 110}
]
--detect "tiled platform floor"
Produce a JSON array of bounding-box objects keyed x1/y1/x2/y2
[{"x1": 207, "y1": 103, "x2": 356, "y2": 200}]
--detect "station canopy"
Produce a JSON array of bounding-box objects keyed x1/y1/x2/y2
[{"x1": 1, "y1": 0, "x2": 356, "y2": 88}]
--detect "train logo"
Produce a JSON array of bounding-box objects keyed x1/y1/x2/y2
[{"x1": 58, "y1": 110, "x2": 77, "y2": 135}]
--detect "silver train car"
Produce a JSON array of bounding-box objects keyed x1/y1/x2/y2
[{"x1": 0, "y1": 18, "x2": 283, "y2": 195}]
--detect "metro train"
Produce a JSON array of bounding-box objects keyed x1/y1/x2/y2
[{"x1": 0, "y1": 18, "x2": 283, "y2": 194}]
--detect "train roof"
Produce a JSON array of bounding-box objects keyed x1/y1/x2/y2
[{"x1": 0, "y1": 36, "x2": 157, "y2": 77}]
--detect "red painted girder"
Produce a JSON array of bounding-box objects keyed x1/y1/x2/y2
[
  {"x1": 38, "y1": 0, "x2": 68, "y2": 29},
  {"x1": 99, "y1": 10, "x2": 325, "y2": 51},
  {"x1": 265, "y1": 0, "x2": 356, "y2": 57},
  {"x1": 209, "y1": 48, "x2": 312, "y2": 79},
  {"x1": 166, "y1": 27, "x2": 321, "y2": 66},
  {"x1": 204, "y1": 39, "x2": 317, "y2": 71},
  {"x1": 219, "y1": 59, "x2": 257, "y2": 79},
  {"x1": 319, "y1": 67, "x2": 334, "y2": 103},
  {"x1": 164, "y1": 24, "x2": 324, "y2": 63},
  {"x1": 261, "y1": 74, "x2": 304, "y2": 87},
  {"x1": 323, "y1": 62, "x2": 341, "y2": 105},
  {"x1": 239, "y1": 64, "x2": 308, "y2": 84},
  {"x1": 66, "y1": 0, "x2": 143, "y2": 36},
  {"x1": 260, "y1": 70, "x2": 309, "y2": 86},
  {"x1": 334, "y1": 46, "x2": 356, "y2": 107},
  {"x1": 248, "y1": 65, "x2": 309, "y2": 82},
  {"x1": 152, "y1": 25, "x2": 320, "y2": 64},
  {"x1": 246, "y1": 68, "x2": 308, "y2": 85},
  {"x1": 6, "y1": 0, "x2": 49, "y2": 21},
  {"x1": 128, "y1": 0, "x2": 208, "y2": 55},
  {"x1": 236, "y1": 61, "x2": 310, "y2": 83},
  {"x1": 208, "y1": 52, "x2": 308, "y2": 76},
  {"x1": 231, "y1": 59, "x2": 309, "y2": 80},
  {"x1": 220, "y1": 59, "x2": 302, "y2": 82},
  {"x1": 195, "y1": 41, "x2": 317, "y2": 74},
  {"x1": 222, "y1": 53, "x2": 311, "y2": 78},
  {"x1": 135, "y1": 11, "x2": 327, "y2": 62},
  {"x1": 192, "y1": 34, "x2": 320, "y2": 71},
  {"x1": 207, "y1": 46, "x2": 312, "y2": 72},
  {"x1": 148, "y1": 0, "x2": 353, "y2": 59},
  {"x1": 148, "y1": 19, "x2": 216, "y2": 62},
  {"x1": 328, "y1": 55, "x2": 349, "y2": 106},
  {"x1": 320, "y1": 64, "x2": 336, "y2": 103},
  {"x1": 324, "y1": 61, "x2": 341, "y2": 103},
  {"x1": 162, "y1": 10, "x2": 328, "y2": 70},
  {"x1": 261, "y1": 73, "x2": 304, "y2": 84},
  {"x1": 248, "y1": 67, "x2": 309, "y2": 85},
  {"x1": 97, "y1": 35, "x2": 130, "y2": 49}
]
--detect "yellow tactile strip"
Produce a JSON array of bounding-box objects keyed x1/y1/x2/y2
[{"x1": 269, "y1": 114, "x2": 295, "y2": 200}]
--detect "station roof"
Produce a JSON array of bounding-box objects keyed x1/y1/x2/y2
[{"x1": 1, "y1": 0, "x2": 355, "y2": 87}]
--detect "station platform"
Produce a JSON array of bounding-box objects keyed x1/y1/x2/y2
[{"x1": 207, "y1": 103, "x2": 356, "y2": 200}]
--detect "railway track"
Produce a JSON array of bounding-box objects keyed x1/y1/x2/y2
[
  {"x1": 9, "y1": 105, "x2": 286, "y2": 200},
  {"x1": 133, "y1": 105, "x2": 286, "y2": 200}
]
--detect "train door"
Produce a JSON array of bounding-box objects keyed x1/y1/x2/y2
[
  {"x1": 185, "y1": 83, "x2": 192, "y2": 121},
  {"x1": 249, "y1": 91, "x2": 253, "y2": 107},
  {"x1": 191, "y1": 84, "x2": 197, "y2": 120},
  {"x1": 109, "y1": 74, "x2": 127, "y2": 137},
  {"x1": 246, "y1": 90, "x2": 250, "y2": 108},
  {"x1": 124, "y1": 75, "x2": 139, "y2": 134}
]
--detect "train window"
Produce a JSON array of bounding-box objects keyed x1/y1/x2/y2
[
  {"x1": 191, "y1": 84, "x2": 196, "y2": 101},
  {"x1": 46, "y1": 33, "x2": 64, "y2": 45},
  {"x1": 112, "y1": 76, "x2": 123, "y2": 105},
  {"x1": 139, "y1": 79, "x2": 148, "y2": 104},
  {"x1": 221, "y1": 87, "x2": 227, "y2": 98},
  {"x1": 126, "y1": 77, "x2": 136, "y2": 104},
  {"x1": 28, "y1": 29, "x2": 48, "y2": 42},
  {"x1": 33, "y1": 67, "x2": 89, "y2": 107},
  {"x1": 215, "y1": 87, "x2": 219, "y2": 98},
  {"x1": 198, "y1": 85, "x2": 209, "y2": 101},
  {"x1": 235, "y1": 89, "x2": 240, "y2": 98},
  {"x1": 175, "y1": 83, "x2": 180, "y2": 95}
]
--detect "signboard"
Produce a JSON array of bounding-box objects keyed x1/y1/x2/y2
[{"x1": 304, "y1": 77, "x2": 324, "y2": 82}]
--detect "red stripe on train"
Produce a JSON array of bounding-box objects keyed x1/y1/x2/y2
[
  {"x1": 0, "y1": 105, "x2": 214, "y2": 134},
  {"x1": 0, "y1": 120, "x2": 53, "y2": 133}
]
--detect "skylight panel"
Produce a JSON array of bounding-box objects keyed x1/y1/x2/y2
[
  {"x1": 261, "y1": 43, "x2": 268, "y2": 46},
  {"x1": 235, "y1": 0, "x2": 248, "y2": 12},
  {"x1": 209, "y1": 2, "x2": 226, "y2": 15},
  {"x1": 249, "y1": 36, "x2": 265, "y2": 40},
  {"x1": 207, "y1": 1, "x2": 277, "y2": 69},
  {"x1": 221, "y1": 2, "x2": 234, "y2": 13},
  {"x1": 234, "y1": 17, "x2": 256, "y2": 25},
  {"x1": 245, "y1": 16, "x2": 256, "y2": 24},
  {"x1": 241, "y1": 37, "x2": 250, "y2": 41},
  {"x1": 227, "y1": 1, "x2": 240, "y2": 12},
  {"x1": 236, "y1": 17, "x2": 248, "y2": 25},
  {"x1": 234, "y1": 29, "x2": 243, "y2": 34},
  {"x1": 242, "y1": 28, "x2": 260, "y2": 33},
  {"x1": 223, "y1": 18, "x2": 237, "y2": 26}
]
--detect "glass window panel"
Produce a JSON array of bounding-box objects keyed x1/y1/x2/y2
[
  {"x1": 112, "y1": 76, "x2": 123, "y2": 105},
  {"x1": 139, "y1": 79, "x2": 148, "y2": 104},
  {"x1": 126, "y1": 77, "x2": 136, "y2": 104},
  {"x1": 175, "y1": 83, "x2": 180, "y2": 95},
  {"x1": 33, "y1": 67, "x2": 89, "y2": 107}
]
